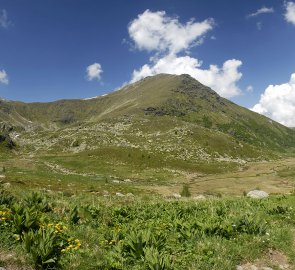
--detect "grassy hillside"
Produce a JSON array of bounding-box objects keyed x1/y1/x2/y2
[
  {"x1": 1, "y1": 74, "x2": 294, "y2": 154},
  {"x1": 0, "y1": 74, "x2": 294, "y2": 191}
]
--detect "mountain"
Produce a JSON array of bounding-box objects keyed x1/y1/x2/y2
[{"x1": 1, "y1": 74, "x2": 295, "y2": 165}]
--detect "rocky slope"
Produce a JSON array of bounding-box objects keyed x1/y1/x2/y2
[{"x1": 1, "y1": 74, "x2": 295, "y2": 160}]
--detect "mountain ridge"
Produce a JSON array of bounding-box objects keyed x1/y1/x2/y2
[{"x1": 1, "y1": 73, "x2": 295, "y2": 158}]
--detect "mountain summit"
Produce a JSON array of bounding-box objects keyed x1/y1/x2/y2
[{"x1": 1, "y1": 74, "x2": 295, "y2": 159}]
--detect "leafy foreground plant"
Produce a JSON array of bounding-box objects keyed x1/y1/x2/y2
[
  {"x1": 10, "y1": 203, "x2": 42, "y2": 235},
  {"x1": 144, "y1": 247, "x2": 173, "y2": 270},
  {"x1": 0, "y1": 192, "x2": 81, "y2": 270},
  {"x1": 1, "y1": 191, "x2": 295, "y2": 269},
  {"x1": 22, "y1": 223, "x2": 81, "y2": 269},
  {"x1": 22, "y1": 227, "x2": 65, "y2": 269}
]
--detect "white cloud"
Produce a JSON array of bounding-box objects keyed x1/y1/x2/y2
[
  {"x1": 0, "y1": 9, "x2": 11, "y2": 29},
  {"x1": 285, "y1": 2, "x2": 295, "y2": 25},
  {"x1": 0, "y1": 69, "x2": 8, "y2": 84},
  {"x1": 252, "y1": 74, "x2": 295, "y2": 127},
  {"x1": 128, "y1": 9, "x2": 214, "y2": 54},
  {"x1": 128, "y1": 10, "x2": 243, "y2": 98},
  {"x1": 86, "y1": 63, "x2": 103, "y2": 81},
  {"x1": 247, "y1": 6, "x2": 274, "y2": 18},
  {"x1": 246, "y1": 85, "x2": 254, "y2": 93},
  {"x1": 131, "y1": 55, "x2": 242, "y2": 98}
]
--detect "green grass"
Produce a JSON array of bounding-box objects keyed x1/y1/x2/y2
[
  {"x1": 278, "y1": 166, "x2": 295, "y2": 178},
  {"x1": 1, "y1": 188, "x2": 295, "y2": 269}
]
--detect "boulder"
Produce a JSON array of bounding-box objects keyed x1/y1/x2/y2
[
  {"x1": 193, "y1": 195, "x2": 206, "y2": 200},
  {"x1": 247, "y1": 190, "x2": 269, "y2": 199},
  {"x1": 2, "y1": 182, "x2": 11, "y2": 189},
  {"x1": 172, "y1": 193, "x2": 181, "y2": 199},
  {"x1": 0, "y1": 133, "x2": 16, "y2": 149},
  {"x1": 112, "y1": 180, "x2": 120, "y2": 184},
  {"x1": 124, "y1": 179, "x2": 132, "y2": 183}
]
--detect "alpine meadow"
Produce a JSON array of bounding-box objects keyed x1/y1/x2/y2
[{"x1": 1, "y1": 1, "x2": 295, "y2": 270}]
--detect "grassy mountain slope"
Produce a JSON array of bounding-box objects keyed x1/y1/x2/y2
[
  {"x1": 1, "y1": 74, "x2": 295, "y2": 197},
  {"x1": 1, "y1": 73, "x2": 294, "y2": 155}
]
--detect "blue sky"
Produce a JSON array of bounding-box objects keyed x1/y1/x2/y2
[{"x1": 1, "y1": 1, "x2": 295, "y2": 125}]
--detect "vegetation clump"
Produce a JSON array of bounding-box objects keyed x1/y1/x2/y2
[
  {"x1": 180, "y1": 184, "x2": 191, "y2": 197},
  {"x1": 1, "y1": 190, "x2": 295, "y2": 269}
]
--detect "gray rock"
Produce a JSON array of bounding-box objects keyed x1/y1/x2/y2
[
  {"x1": 279, "y1": 265, "x2": 290, "y2": 269},
  {"x1": 193, "y1": 195, "x2": 206, "y2": 200},
  {"x1": 2, "y1": 182, "x2": 11, "y2": 189},
  {"x1": 236, "y1": 265, "x2": 273, "y2": 270},
  {"x1": 112, "y1": 180, "x2": 120, "y2": 184},
  {"x1": 126, "y1": 193, "x2": 134, "y2": 197},
  {"x1": 172, "y1": 193, "x2": 181, "y2": 199},
  {"x1": 116, "y1": 192, "x2": 125, "y2": 197},
  {"x1": 247, "y1": 190, "x2": 269, "y2": 199},
  {"x1": 236, "y1": 265, "x2": 258, "y2": 270},
  {"x1": 250, "y1": 266, "x2": 258, "y2": 270}
]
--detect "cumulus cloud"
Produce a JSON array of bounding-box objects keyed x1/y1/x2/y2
[
  {"x1": 128, "y1": 10, "x2": 243, "y2": 98},
  {"x1": 131, "y1": 55, "x2": 242, "y2": 98},
  {"x1": 86, "y1": 63, "x2": 103, "y2": 81},
  {"x1": 0, "y1": 69, "x2": 8, "y2": 84},
  {"x1": 247, "y1": 6, "x2": 274, "y2": 18},
  {"x1": 0, "y1": 9, "x2": 11, "y2": 29},
  {"x1": 252, "y1": 74, "x2": 295, "y2": 127},
  {"x1": 285, "y1": 2, "x2": 295, "y2": 25},
  {"x1": 128, "y1": 9, "x2": 214, "y2": 54}
]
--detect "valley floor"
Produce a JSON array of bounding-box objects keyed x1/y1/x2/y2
[
  {"x1": 1, "y1": 155, "x2": 295, "y2": 197},
  {"x1": 0, "y1": 154, "x2": 295, "y2": 269}
]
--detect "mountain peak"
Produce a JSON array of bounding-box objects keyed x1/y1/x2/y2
[{"x1": 0, "y1": 72, "x2": 295, "y2": 157}]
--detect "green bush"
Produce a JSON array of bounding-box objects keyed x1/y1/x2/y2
[
  {"x1": 22, "y1": 228, "x2": 65, "y2": 269},
  {"x1": 11, "y1": 204, "x2": 42, "y2": 235},
  {"x1": 144, "y1": 247, "x2": 173, "y2": 270},
  {"x1": 180, "y1": 184, "x2": 191, "y2": 197},
  {"x1": 0, "y1": 189, "x2": 15, "y2": 206},
  {"x1": 24, "y1": 192, "x2": 52, "y2": 212},
  {"x1": 69, "y1": 205, "x2": 80, "y2": 225}
]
